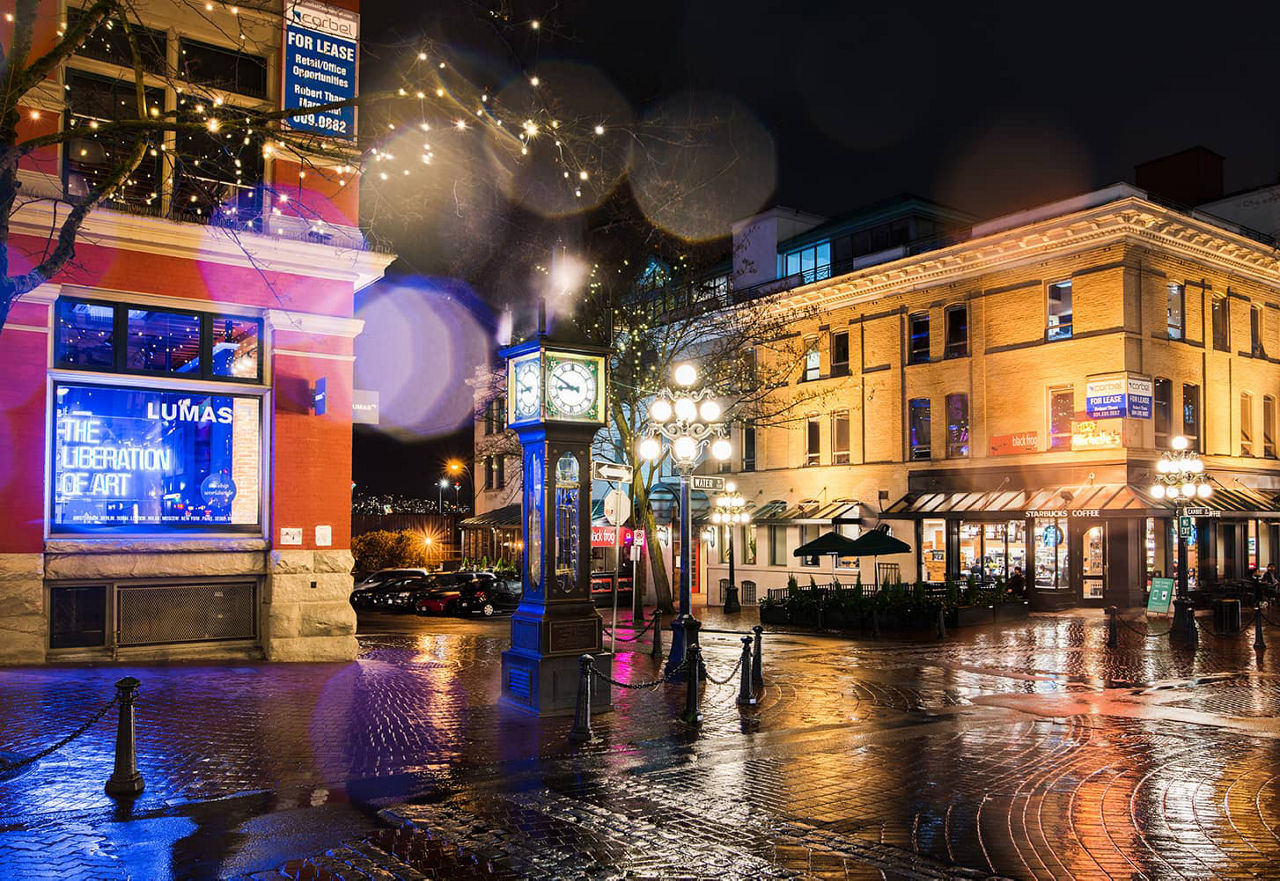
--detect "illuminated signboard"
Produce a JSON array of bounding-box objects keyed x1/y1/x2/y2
[
  {"x1": 1071, "y1": 418, "x2": 1123, "y2": 451},
  {"x1": 990, "y1": 431, "x2": 1038, "y2": 456},
  {"x1": 283, "y1": 0, "x2": 358, "y2": 139},
  {"x1": 52, "y1": 384, "x2": 261, "y2": 532}
]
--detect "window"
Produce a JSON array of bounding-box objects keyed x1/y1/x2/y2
[
  {"x1": 803, "y1": 338, "x2": 820, "y2": 381},
  {"x1": 830, "y1": 331, "x2": 850, "y2": 376},
  {"x1": 742, "y1": 422, "x2": 756, "y2": 471},
  {"x1": 806, "y1": 416, "x2": 820, "y2": 466},
  {"x1": 908, "y1": 312, "x2": 930, "y2": 364},
  {"x1": 944, "y1": 305, "x2": 968, "y2": 358},
  {"x1": 1212, "y1": 296, "x2": 1229, "y2": 351},
  {"x1": 485, "y1": 396, "x2": 506, "y2": 435},
  {"x1": 1183, "y1": 383, "x2": 1200, "y2": 450},
  {"x1": 1251, "y1": 304, "x2": 1264, "y2": 356},
  {"x1": 172, "y1": 124, "x2": 265, "y2": 226},
  {"x1": 908, "y1": 398, "x2": 931, "y2": 460},
  {"x1": 1265, "y1": 396, "x2": 1277, "y2": 458},
  {"x1": 1241, "y1": 393, "x2": 1254, "y2": 457},
  {"x1": 742, "y1": 526, "x2": 757, "y2": 565},
  {"x1": 1049, "y1": 386, "x2": 1074, "y2": 450},
  {"x1": 1167, "y1": 283, "x2": 1184, "y2": 340},
  {"x1": 68, "y1": 11, "x2": 168, "y2": 73},
  {"x1": 782, "y1": 241, "x2": 832, "y2": 283},
  {"x1": 483, "y1": 456, "x2": 495, "y2": 489},
  {"x1": 56, "y1": 298, "x2": 263, "y2": 383},
  {"x1": 496, "y1": 455, "x2": 506, "y2": 489},
  {"x1": 1047, "y1": 281, "x2": 1073, "y2": 340},
  {"x1": 52, "y1": 383, "x2": 262, "y2": 533},
  {"x1": 718, "y1": 526, "x2": 731, "y2": 564},
  {"x1": 64, "y1": 71, "x2": 164, "y2": 209},
  {"x1": 1154, "y1": 378, "x2": 1172, "y2": 449},
  {"x1": 946, "y1": 393, "x2": 969, "y2": 458},
  {"x1": 178, "y1": 38, "x2": 269, "y2": 99},
  {"x1": 799, "y1": 524, "x2": 820, "y2": 567},
  {"x1": 831, "y1": 410, "x2": 850, "y2": 464},
  {"x1": 769, "y1": 525, "x2": 787, "y2": 566},
  {"x1": 49, "y1": 585, "x2": 108, "y2": 649}
]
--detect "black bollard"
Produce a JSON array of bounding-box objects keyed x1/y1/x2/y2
[
  {"x1": 651, "y1": 610, "x2": 664, "y2": 659},
  {"x1": 680, "y1": 643, "x2": 703, "y2": 726},
  {"x1": 936, "y1": 606, "x2": 947, "y2": 640},
  {"x1": 751, "y1": 625, "x2": 764, "y2": 689},
  {"x1": 568, "y1": 654, "x2": 594, "y2": 744},
  {"x1": 1106, "y1": 606, "x2": 1118, "y2": 648},
  {"x1": 1182, "y1": 601, "x2": 1198, "y2": 648},
  {"x1": 105, "y1": 677, "x2": 145, "y2": 798},
  {"x1": 736, "y1": 637, "x2": 756, "y2": 706},
  {"x1": 1255, "y1": 607, "x2": 1267, "y2": 652}
]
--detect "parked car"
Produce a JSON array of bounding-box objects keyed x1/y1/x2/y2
[
  {"x1": 353, "y1": 575, "x2": 438, "y2": 612},
  {"x1": 414, "y1": 579, "x2": 463, "y2": 615},
  {"x1": 351, "y1": 568, "x2": 433, "y2": 598},
  {"x1": 456, "y1": 577, "x2": 522, "y2": 616},
  {"x1": 351, "y1": 575, "x2": 419, "y2": 610}
]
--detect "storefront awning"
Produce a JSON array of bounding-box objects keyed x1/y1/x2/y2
[
  {"x1": 884, "y1": 483, "x2": 1280, "y2": 519},
  {"x1": 460, "y1": 503, "x2": 521, "y2": 529},
  {"x1": 746, "y1": 498, "x2": 862, "y2": 525}
]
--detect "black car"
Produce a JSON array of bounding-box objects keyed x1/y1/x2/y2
[
  {"x1": 352, "y1": 575, "x2": 435, "y2": 612},
  {"x1": 455, "y1": 577, "x2": 522, "y2": 616}
]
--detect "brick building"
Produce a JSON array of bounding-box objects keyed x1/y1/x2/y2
[{"x1": 0, "y1": 0, "x2": 393, "y2": 663}]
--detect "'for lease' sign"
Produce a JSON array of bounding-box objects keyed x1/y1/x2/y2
[{"x1": 283, "y1": 1, "x2": 359, "y2": 139}]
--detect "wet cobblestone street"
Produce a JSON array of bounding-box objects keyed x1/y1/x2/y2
[{"x1": 1, "y1": 608, "x2": 1278, "y2": 879}]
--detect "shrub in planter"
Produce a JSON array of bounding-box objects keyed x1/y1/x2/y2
[{"x1": 759, "y1": 596, "x2": 789, "y2": 625}]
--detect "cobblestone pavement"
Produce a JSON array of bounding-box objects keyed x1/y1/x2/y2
[{"x1": 0, "y1": 607, "x2": 1278, "y2": 879}]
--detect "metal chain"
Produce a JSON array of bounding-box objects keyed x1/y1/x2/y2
[
  {"x1": 1115, "y1": 616, "x2": 1172, "y2": 638},
  {"x1": 702, "y1": 655, "x2": 743, "y2": 685},
  {"x1": 601, "y1": 614, "x2": 657, "y2": 642},
  {"x1": 588, "y1": 655, "x2": 689, "y2": 690},
  {"x1": 1194, "y1": 615, "x2": 1252, "y2": 640},
  {"x1": 0, "y1": 694, "x2": 119, "y2": 776}
]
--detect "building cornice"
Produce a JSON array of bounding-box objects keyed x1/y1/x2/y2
[
  {"x1": 266, "y1": 309, "x2": 364, "y2": 338},
  {"x1": 772, "y1": 196, "x2": 1280, "y2": 313}
]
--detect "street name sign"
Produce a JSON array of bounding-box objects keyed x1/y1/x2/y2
[
  {"x1": 691, "y1": 475, "x2": 726, "y2": 491},
  {"x1": 591, "y1": 461, "x2": 634, "y2": 483}
]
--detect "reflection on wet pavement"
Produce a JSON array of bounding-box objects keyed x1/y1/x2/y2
[{"x1": 0, "y1": 609, "x2": 1277, "y2": 878}]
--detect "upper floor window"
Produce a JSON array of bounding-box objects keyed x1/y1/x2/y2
[
  {"x1": 806, "y1": 416, "x2": 820, "y2": 466},
  {"x1": 484, "y1": 397, "x2": 506, "y2": 435},
  {"x1": 944, "y1": 305, "x2": 968, "y2": 358},
  {"x1": 496, "y1": 455, "x2": 506, "y2": 489},
  {"x1": 1049, "y1": 386, "x2": 1074, "y2": 450},
  {"x1": 803, "y1": 338, "x2": 820, "y2": 381},
  {"x1": 1167, "y1": 283, "x2": 1184, "y2": 340},
  {"x1": 1265, "y1": 396, "x2": 1277, "y2": 459},
  {"x1": 64, "y1": 71, "x2": 164, "y2": 210},
  {"x1": 55, "y1": 297, "x2": 262, "y2": 383},
  {"x1": 945, "y1": 393, "x2": 969, "y2": 458},
  {"x1": 1047, "y1": 281, "x2": 1073, "y2": 340},
  {"x1": 483, "y1": 456, "x2": 495, "y2": 489},
  {"x1": 830, "y1": 331, "x2": 850, "y2": 376},
  {"x1": 781, "y1": 241, "x2": 831, "y2": 284},
  {"x1": 908, "y1": 312, "x2": 930, "y2": 364},
  {"x1": 831, "y1": 410, "x2": 850, "y2": 465},
  {"x1": 742, "y1": 422, "x2": 756, "y2": 472},
  {"x1": 1212, "y1": 296, "x2": 1230, "y2": 351},
  {"x1": 68, "y1": 10, "x2": 168, "y2": 73},
  {"x1": 178, "y1": 38, "x2": 269, "y2": 99},
  {"x1": 1241, "y1": 393, "x2": 1255, "y2": 457},
  {"x1": 1154, "y1": 378, "x2": 1172, "y2": 450},
  {"x1": 1251, "y1": 304, "x2": 1264, "y2": 356},
  {"x1": 908, "y1": 398, "x2": 931, "y2": 460},
  {"x1": 1183, "y1": 383, "x2": 1200, "y2": 451},
  {"x1": 769, "y1": 525, "x2": 787, "y2": 566}
]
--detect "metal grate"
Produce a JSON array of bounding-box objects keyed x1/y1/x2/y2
[{"x1": 117, "y1": 582, "x2": 257, "y2": 646}]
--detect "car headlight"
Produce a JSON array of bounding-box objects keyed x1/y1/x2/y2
[{"x1": 397, "y1": 592, "x2": 410, "y2": 598}]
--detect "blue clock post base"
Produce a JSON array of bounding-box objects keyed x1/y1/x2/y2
[{"x1": 500, "y1": 609, "x2": 614, "y2": 716}]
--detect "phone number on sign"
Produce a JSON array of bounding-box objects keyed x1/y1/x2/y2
[{"x1": 290, "y1": 113, "x2": 348, "y2": 134}]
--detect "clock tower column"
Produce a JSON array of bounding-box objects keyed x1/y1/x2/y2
[{"x1": 499, "y1": 328, "x2": 613, "y2": 716}]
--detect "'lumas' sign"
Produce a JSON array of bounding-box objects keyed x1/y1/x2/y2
[
  {"x1": 52, "y1": 384, "x2": 261, "y2": 532},
  {"x1": 283, "y1": 0, "x2": 359, "y2": 139}
]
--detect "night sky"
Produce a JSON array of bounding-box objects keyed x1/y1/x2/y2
[{"x1": 352, "y1": 0, "x2": 1280, "y2": 498}]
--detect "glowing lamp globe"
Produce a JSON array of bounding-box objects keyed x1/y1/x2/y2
[
  {"x1": 1150, "y1": 484, "x2": 1166, "y2": 499},
  {"x1": 648, "y1": 398, "x2": 673, "y2": 423},
  {"x1": 1181, "y1": 483, "x2": 1196, "y2": 497},
  {"x1": 1156, "y1": 459, "x2": 1172, "y2": 474},
  {"x1": 1171, "y1": 435, "x2": 1190, "y2": 451},
  {"x1": 674, "y1": 397, "x2": 697, "y2": 422},
  {"x1": 638, "y1": 436, "x2": 661, "y2": 461},
  {"x1": 711, "y1": 438, "x2": 732, "y2": 460},
  {"x1": 1189, "y1": 458, "x2": 1204, "y2": 473},
  {"x1": 699, "y1": 400, "x2": 722, "y2": 422},
  {"x1": 1197, "y1": 483, "x2": 1213, "y2": 499},
  {"x1": 673, "y1": 363, "x2": 698, "y2": 387},
  {"x1": 673, "y1": 435, "x2": 697, "y2": 461}
]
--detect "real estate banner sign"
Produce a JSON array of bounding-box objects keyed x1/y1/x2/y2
[{"x1": 283, "y1": 0, "x2": 358, "y2": 139}]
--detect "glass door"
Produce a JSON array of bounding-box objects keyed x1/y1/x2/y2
[
  {"x1": 1083, "y1": 525, "x2": 1105, "y2": 600},
  {"x1": 1034, "y1": 517, "x2": 1069, "y2": 589}
]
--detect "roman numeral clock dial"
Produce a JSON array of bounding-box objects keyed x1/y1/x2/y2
[{"x1": 546, "y1": 358, "x2": 599, "y2": 420}]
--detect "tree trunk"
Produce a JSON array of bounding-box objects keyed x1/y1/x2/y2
[{"x1": 633, "y1": 473, "x2": 674, "y2": 614}]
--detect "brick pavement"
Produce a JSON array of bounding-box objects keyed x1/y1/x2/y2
[{"x1": 0, "y1": 608, "x2": 1277, "y2": 878}]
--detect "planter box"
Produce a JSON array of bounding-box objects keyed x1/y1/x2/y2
[
  {"x1": 954, "y1": 604, "x2": 995, "y2": 627},
  {"x1": 994, "y1": 601, "x2": 1030, "y2": 621},
  {"x1": 759, "y1": 604, "x2": 790, "y2": 625}
]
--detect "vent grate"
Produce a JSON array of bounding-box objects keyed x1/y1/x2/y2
[{"x1": 117, "y1": 582, "x2": 256, "y2": 646}]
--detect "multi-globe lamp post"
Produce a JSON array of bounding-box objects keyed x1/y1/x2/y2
[
  {"x1": 639, "y1": 363, "x2": 731, "y2": 678},
  {"x1": 710, "y1": 483, "x2": 750, "y2": 614},
  {"x1": 1148, "y1": 435, "x2": 1211, "y2": 632}
]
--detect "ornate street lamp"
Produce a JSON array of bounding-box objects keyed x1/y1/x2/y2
[
  {"x1": 639, "y1": 362, "x2": 731, "y2": 678},
  {"x1": 1149, "y1": 435, "x2": 1212, "y2": 630},
  {"x1": 710, "y1": 482, "x2": 750, "y2": 613}
]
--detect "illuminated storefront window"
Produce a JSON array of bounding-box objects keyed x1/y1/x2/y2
[
  {"x1": 1033, "y1": 517, "x2": 1069, "y2": 589},
  {"x1": 921, "y1": 519, "x2": 946, "y2": 582}
]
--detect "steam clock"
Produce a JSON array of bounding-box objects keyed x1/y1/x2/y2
[{"x1": 500, "y1": 323, "x2": 613, "y2": 715}]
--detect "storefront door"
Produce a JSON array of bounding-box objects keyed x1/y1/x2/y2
[
  {"x1": 1033, "y1": 517, "x2": 1069, "y2": 590},
  {"x1": 1082, "y1": 524, "x2": 1105, "y2": 600}
]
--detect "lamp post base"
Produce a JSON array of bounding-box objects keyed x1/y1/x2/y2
[{"x1": 723, "y1": 585, "x2": 741, "y2": 614}]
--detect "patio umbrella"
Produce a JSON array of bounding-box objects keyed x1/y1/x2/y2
[
  {"x1": 843, "y1": 527, "x2": 912, "y2": 590},
  {"x1": 793, "y1": 530, "x2": 862, "y2": 587}
]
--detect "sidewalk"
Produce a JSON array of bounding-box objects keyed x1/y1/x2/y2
[{"x1": 0, "y1": 607, "x2": 1278, "y2": 878}]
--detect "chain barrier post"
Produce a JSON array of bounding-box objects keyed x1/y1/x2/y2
[
  {"x1": 650, "y1": 609, "x2": 663, "y2": 659},
  {"x1": 105, "y1": 677, "x2": 144, "y2": 798},
  {"x1": 568, "y1": 655, "x2": 594, "y2": 744},
  {"x1": 680, "y1": 643, "x2": 703, "y2": 726},
  {"x1": 736, "y1": 637, "x2": 756, "y2": 706},
  {"x1": 1182, "y1": 601, "x2": 1198, "y2": 649},
  {"x1": 751, "y1": 625, "x2": 764, "y2": 689},
  {"x1": 936, "y1": 606, "x2": 946, "y2": 640},
  {"x1": 1106, "y1": 606, "x2": 1118, "y2": 648}
]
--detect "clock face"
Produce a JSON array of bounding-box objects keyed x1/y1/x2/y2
[
  {"x1": 511, "y1": 358, "x2": 541, "y2": 422},
  {"x1": 547, "y1": 359, "x2": 598, "y2": 419}
]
